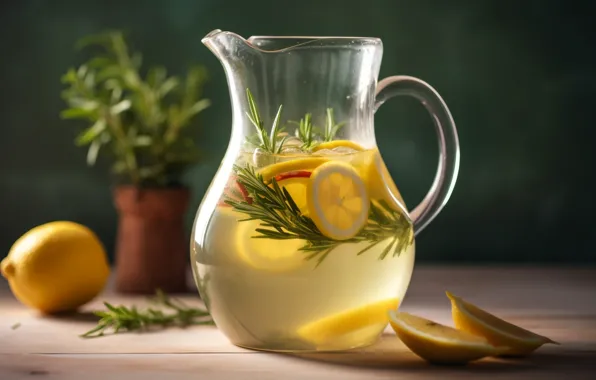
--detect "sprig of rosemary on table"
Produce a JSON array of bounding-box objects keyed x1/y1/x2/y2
[
  {"x1": 225, "y1": 164, "x2": 413, "y2": 266},
  {"x1": 81, "y1": 290, "x2": 213, "y2": 338}
]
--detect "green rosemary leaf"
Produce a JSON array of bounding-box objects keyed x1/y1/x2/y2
[
  {"x1": 355, "y1": 239, "x2": 384, "y2": 256},
  {"x1": 80, "y1": 290, "x2": 212, "y2": 338},
  {"x1": 378, "y1": 236, "x2": 398, "y2": 260}
]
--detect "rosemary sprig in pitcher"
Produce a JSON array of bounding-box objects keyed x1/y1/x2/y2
[
  {"x1": 225, "y1": 164, "x2": 413, "y2": 266},
  {"x1": 244, "y1": 89, "x2": 346, "y2": 153}
]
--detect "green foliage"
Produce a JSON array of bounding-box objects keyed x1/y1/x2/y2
[{"x1": 60, "y1": 30, "x2": 211, "y2": 187}]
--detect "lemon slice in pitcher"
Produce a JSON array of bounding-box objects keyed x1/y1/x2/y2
[
  {"x1": 258, "y1": 157, "x2": 329, "y2": 182},
  {"x1": 234, "y1": 171, "x2": 312, "y2": 272},
  {"x1": 236, "y1": 219, "x2": 306, "y2": 272},
  {"x1": 298, "y1": 298, "x2": 399, "y2": 348},
  {"x1": 306, "y1": 161, "x2": 370, "y2": 240}
]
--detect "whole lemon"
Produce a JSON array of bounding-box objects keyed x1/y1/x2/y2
[{"x1": 0, "y1": 221, "x2": 110, "y2": 314}]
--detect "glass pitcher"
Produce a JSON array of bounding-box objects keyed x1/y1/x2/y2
[{"x1": 191, "y1": 29, "x2": 460, "y2": 352}]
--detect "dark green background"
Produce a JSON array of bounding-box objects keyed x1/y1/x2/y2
[{"x1": 1, "y1": 0, "x2": 595, "y2": 263}]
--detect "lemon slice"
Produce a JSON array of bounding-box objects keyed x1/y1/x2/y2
[
  {"x1": 389, "y1": 311, "x2": 505, "y2": 364},
  {"x1": 297, "y1": 298, "x2": 399, "y2": 348},
  {"x1": 447, "y1": 292, "x2": 558, "y2": 356},
  {"x1": 307, "y1": 161, "x2": 369, "y2": 240},
  {"x1": 312, "y1": 140, "x2": 366, "y2": 152},
  {"x1": 258, "y1": 157, "x2": 329, "y2": 182},
  {"x1": 276, "y1": 175, "x2": 310, "y2": 214},
  {"x1": 235, "y1": 219, "x2": 306, "y2": 272},
  {"x1": 353, "y1": 149, "x2": 406, "y2": 210}
]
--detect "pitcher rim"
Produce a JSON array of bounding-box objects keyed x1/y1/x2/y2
[{"x1": 202, "y1": 29, "x2": 381, "y2": 54}]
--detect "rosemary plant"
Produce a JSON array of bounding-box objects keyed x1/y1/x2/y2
[{"x1": 60, "y1": 30, "x2": 210, "y2": 187}]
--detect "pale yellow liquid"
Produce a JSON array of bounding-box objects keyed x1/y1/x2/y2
[{"x1": 191, "y1": 150, "x2": 415, "y2": 351}]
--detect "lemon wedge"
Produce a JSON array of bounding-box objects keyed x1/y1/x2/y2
[
  {"x1": 355, "y1": 149, "x2": 406, "y2": 210},
  {"x1": 235, "y1": 218, "x2": 306, "y2": 272},
  {"x1": 258, "y1": 157, "x2": 329, "y2": 182},
  {"x1": 389, "y1": 311, "x2": 505, "y2": 364},
  {"x1": 298, "y1": 298, "x2": 399, "y2": 349},
  {"x1": 307, "y1": 161, "x2": 369, "y2": 240},
  {"x1": 447, "y1": 292, "x2": 558, "y2": 356},
  {"x1": 312, "y1": 140, "x2": 366, "y2": 152}
]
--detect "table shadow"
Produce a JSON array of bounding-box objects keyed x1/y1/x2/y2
[
  {"x1": 40, "y1": 310, "x2": 100, "y2": 323},
  {"x1": 277, "y1": 334, "x2": 596, "y2": 375}
]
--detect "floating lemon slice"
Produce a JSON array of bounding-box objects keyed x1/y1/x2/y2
[
  {"x1": 306, "y1": 161, "x2": 370, "y2": 240},
  {"x1": 275, "y1": 174, "x2": 310, "y2": 214},
  {"x1": 235, "y1": 218, "x2": 306, "y2": 272},
  {"x1": 355, "y1": 149, "x2": 406, "y2": 210},
  {"x1": 312, "y1": 139, "x2": 366, "y2": 152},
  {"x1": 447, "y1": 292, "x2": 558, "y2": 356},
  {"x1": 298, "y1": 298, "x2": 399, "y2": 348},
  {"x1": 389, "y1": 311, "x2": 505, "y2": 364},
  {"x1": 258, "y1": 157, "x2": 329, "y2": 182}
]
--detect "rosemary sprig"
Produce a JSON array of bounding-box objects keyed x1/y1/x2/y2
[
  {"x1": 225, "y1": 164, "x2": 413, "y2": 266},
  {"x1": 290, "y1": 113, "x2": 318, "y2": 151},
  {"x1": 323, "y1": 108, "x2": 346, "y2": 142},
  {"x1": 245, "y1": 89, "x2": 287, "y2": 154},
  {"x1": 80, "y1": 290, "x2": 213, "y2": 338},
  {"x1": 244, "y1": 89, "x2": 347, "y2": 153}
]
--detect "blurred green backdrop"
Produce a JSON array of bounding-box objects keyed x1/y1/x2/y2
[{"x1": 1, "y1": 0, "x2": 595, "y2": 263}]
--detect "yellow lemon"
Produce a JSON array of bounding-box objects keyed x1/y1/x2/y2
[
  {"x1": 298, "y1": 298, "x2": 399, "y2": 349},
  {"x1": 0, "y1": 221, "x2": 110, "y2": 314},
  {"x1": 258, "y1": 157, "x2": 329, "y2": 182},
  {"x1": 314, "y1": 140, "x2": 406, "y2": 210},
  {"x1": 389, "y1": 311, "x2": 505, "y2": 364},
  {"x1": 447, "y1": 292, "x2": 558, "y2": 356},
  {"x1": 235, "y1": 217, "x2": 307, "y2": 272},
  {"x1": 307, "y1": 161, "x2": 370, "y2": 240},
  {"x1": 312, "y1": 140, "x2": 366, "y2": 152},
  {"x1": 354, "y1": 149, "x2": 406, "y2": 210}
]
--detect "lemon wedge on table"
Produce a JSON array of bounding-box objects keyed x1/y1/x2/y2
[
  {"x1": 306, "y1": 161, "x2": 370, "y2": 240},
  {"x1": 298, "y1": 298, "x2": 399, "y2": 349},
  {"x1": 447, "y1": 292, "x2": 558, "y2": 356},
  {"x1": 389, "y1": 311, "x2": 505, "y2": 364}
]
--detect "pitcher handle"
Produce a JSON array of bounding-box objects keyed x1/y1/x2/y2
[{"x1": 374, "y1": 75, "x2": 460, "y2": 236}]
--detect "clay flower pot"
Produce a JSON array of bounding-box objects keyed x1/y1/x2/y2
[{"x1": 113, "y1": 186, "x2": 190, "y2": 294}]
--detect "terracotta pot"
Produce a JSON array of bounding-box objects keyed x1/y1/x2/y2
[{"x1": 113, "y1": 186, "x2": 190, "y2": 294}]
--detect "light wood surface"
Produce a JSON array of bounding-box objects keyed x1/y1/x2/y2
[{"x1": 1, "y1": 266, "x2": 596, "y2": 379}]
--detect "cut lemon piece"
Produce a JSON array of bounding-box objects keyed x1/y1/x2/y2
[
  {"x1": 389, "y1": 311, "x2": 505, "y2": 364},
  {"x1": 297, "y1": 298, "x2": 399, "y2": 348},
  {"x1": 275, "y1": 174, "x2": 310, "y2": 214},
  {"x1": 447, "y1": 292, "x2": 558, "y2": 356},
  {"x1": 307, "y1": 161, "x2": 369, "y2": 240},
  {"x1": 258, "y1": 157, "x2": 329, "y2": 182},
  {"x1": 307, "y1": 161, "x2": 370, "y2": 240},
  {"x1": 354, "y1": 149, "x2": 406, "y2": 210},
  {"x1": 312, "y1": 140, "x2": 366, "y2": 152},
  {"x1": 235, "y1": 219, "x2": 306, "y2": 272}
]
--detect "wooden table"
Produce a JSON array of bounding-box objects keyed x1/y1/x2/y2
[{"x1": 2, "y1": 266, "x2": 596, "y2": 379}]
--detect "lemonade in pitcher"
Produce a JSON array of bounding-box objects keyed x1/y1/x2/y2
[{"x1": 191, "y1": 30, "x2": 459, "y2": 352}]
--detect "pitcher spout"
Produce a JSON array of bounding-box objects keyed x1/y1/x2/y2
[{"x1": 202, "y1": 29, "x2": 252, "y2": 62}]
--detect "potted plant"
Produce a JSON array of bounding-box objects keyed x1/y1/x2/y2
[{"x1": 60, "y1": 31, "x2": 210, "y2": 294}]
